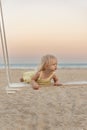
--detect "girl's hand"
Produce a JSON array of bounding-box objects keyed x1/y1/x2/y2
[
  {"x1": 32, "y1": 83, "x2": 40, "y2": 90},
  {"x1": 54, "y1": 82, "x2": 62, "y2": 86}
]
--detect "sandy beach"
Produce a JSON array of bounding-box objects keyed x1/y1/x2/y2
[{"x1": 0, "y1": 68, "x2": 87, "y2": 130}]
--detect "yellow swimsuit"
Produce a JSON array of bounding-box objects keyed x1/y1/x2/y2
[
  {"x1": 37, "y1": 71, "x2": 54, "y2": 86},
  {"x1": 23, "y1": 70, "x2": 55, "y2": 86},
  {"x1": 23, "y1": 70, "x2": 35, "y2": 83}
]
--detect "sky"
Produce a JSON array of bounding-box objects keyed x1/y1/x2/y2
[{"x1": 0, "y1": 0, "x2": 87, "y2": 64}]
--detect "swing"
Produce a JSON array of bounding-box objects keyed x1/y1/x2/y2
[{"x1": 0, "y1": 0, "x2": 28, "y2": 93}]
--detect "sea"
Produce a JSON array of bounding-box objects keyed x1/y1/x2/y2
[{"x1": 0, "y1": 63, "x2": 87, "y2": 69}]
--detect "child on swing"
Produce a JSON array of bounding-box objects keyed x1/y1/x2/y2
[{"x1": 20, "y1": 54, "x2": 62, "y2": 89}]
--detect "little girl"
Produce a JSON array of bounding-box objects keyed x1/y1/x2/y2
[{"x1": 20, "y1": 54, "x2": 62, "y2": 89}]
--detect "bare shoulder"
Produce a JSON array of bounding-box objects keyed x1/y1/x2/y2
[
  {"x1": 34, "y1": 71, "x2": 40, "y2": 76},
  {"x1": 31, "y1": 71, "x2": 40, "y2": 80},
  {"x1": 52, "y1": 72, "x2": 57, "y2": 77},
  {"x1": 52, "y1": 73, "x2": 58, "y2": 80}
]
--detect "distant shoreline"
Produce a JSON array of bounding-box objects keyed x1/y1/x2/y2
[{"x1": 0, "y1": 63, "x2": 87, "y2": 69}]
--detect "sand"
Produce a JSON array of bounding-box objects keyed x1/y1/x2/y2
[{"x1": 0, "y1": 68, "x2": 87, "y2": 130}]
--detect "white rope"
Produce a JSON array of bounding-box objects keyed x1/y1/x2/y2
[
  {"x1": 0, "y1": 0, "x2": 11, "y2": 86},
  {"x1": 0, "y1": 0, "x2": 27, "y2": 93}
]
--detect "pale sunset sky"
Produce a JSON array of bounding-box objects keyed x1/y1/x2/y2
[{"x1": 0, "y1": 0, "x2": 87, "y2": 64}]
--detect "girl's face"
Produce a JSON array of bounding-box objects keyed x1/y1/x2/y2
[{"x1": 47, "y1": 59, "x2": 57, "y2": 71}]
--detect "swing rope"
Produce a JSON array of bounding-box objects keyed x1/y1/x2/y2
[
  {"x1": 0, "y1": 0, "x2": 11, "y2": 86},
  {"x1": 0, "y1": 0, "x2": 28, "y2": 94},
  {"x1": 0, "y1": 0, "x2": 10, "y2": 87}
]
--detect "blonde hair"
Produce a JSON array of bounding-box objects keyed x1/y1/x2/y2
[{"x1": 38, "y1": 54, "x2": 57, "y2": 71}]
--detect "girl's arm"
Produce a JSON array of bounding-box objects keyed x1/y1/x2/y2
[
  {"x1": 31, "y1": 72, "x2": 40, "y2": 89},
  {"x1": 53, "y1": 74, "x2": 62, "y2": 86}
]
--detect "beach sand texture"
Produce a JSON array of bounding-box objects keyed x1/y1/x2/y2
[{"x1": 0, "y1": 68, "x2": 87, "y2": 130}]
